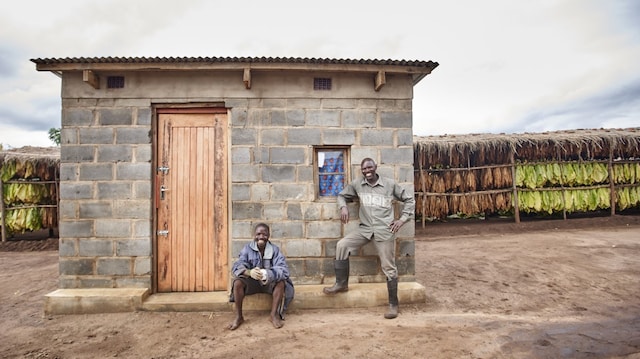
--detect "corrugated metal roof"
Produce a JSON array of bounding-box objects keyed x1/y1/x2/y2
[{"x1": 30, "y1": 56, "x2": 438, "y2": 68}]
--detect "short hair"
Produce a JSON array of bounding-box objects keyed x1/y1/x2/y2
[
  {"x1": 254, "y1": 222, "x2": 270, "y2": 233},
  {"x1": 361, "y1": 158, "x2": 376, "y2": 166}
]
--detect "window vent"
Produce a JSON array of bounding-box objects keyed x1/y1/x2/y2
[
  {"x1": 313, "y1": 77, "x2": 332, "y2": 90},
  {"x1": 107, "y1": 76, "x2": 125, "y2": 89}
]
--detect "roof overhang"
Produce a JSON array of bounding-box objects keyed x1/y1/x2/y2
[{"x1": 31, "y1": 56, "x2": 439, "y2": 90}]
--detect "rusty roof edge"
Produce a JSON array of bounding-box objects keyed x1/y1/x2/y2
[
  {"x1": 413, "y1": 62, "x2": 439, "y2": 85},
  {"x1": 30, "y1": 56, "x2": 439, "y2": 73},
  {"x1": 29, "y1": 56, "x2": 437, "y2": 65}
]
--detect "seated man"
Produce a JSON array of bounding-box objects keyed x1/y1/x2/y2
[{"x1": 227, "y1": 223, "x2": 294, "y2": 330}]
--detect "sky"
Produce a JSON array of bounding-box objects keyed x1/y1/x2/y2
[{"x1": 1, "y1": 0, "x2": 639, "y2": 148}]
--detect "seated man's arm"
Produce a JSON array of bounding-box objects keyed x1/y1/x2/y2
[
  {"x1": 264, "y1": 248, "x2": 290, "y2": 283},
  {"x1": 231, "y1": 246, "x2": 254, "y2": 278}
]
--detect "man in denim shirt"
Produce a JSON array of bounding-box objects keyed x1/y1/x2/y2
[
  {"x1": 228, "y1": 223, "x2": 294, "y2": 330},
  {"x1": 323, "y1": 158, "x2": 415, "y2": 319}
]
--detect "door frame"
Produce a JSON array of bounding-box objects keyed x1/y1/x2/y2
[{"x1": 151, "y1": 105, "x2": 231, "y2": 293}]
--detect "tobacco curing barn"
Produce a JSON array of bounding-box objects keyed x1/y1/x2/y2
[{"x1": 31, "y1": 56, "x2": 439, "y2": 314}]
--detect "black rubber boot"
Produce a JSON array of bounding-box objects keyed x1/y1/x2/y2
[
  {"x1": 323, "y1": 259, "x2": 349, "y2": 294},
  {"x1": 384, "y1": 278, "x2": 399, "y2": 319}
]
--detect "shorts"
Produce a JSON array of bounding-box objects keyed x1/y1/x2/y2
[
  {"x1": 233, "y1": 277, "x2": 279, "y2": 296},
  {"x1": 228, "y1": 277, "x2": 291, "y2": 320}
]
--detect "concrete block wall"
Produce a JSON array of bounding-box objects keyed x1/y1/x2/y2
[
  {"x1": 58, "y1": 99, "x2": 153, "y2": 288},
  {"x1": 228, "y1": 97, "x2": 417, "y2": 285},
  {"x1": 56, "y1": 70, "x2": 417, "y2": 289}
]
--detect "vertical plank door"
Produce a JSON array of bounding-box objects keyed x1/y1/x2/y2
[{"x1": 156, "y1": 111, "x2": 228, "y2": 292}]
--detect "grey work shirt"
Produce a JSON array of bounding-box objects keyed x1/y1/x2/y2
[{"x1": 337, "y1": 175, "x2": 415, "y2": 242}]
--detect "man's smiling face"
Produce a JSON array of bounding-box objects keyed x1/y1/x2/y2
[
  {"x1": 361, "y1": 160, "x2": 377, "y2": 181},
  {"x1": 255, "y1": 225, "x2": 269, "y2": 250}
]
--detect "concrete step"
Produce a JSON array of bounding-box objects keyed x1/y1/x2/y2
[
  {"x1": 45, "y1": 282, "x2": 426, "y2": 315},
  {"x1": 44, "y1": 288, "x2": 150, "y2": 315}
]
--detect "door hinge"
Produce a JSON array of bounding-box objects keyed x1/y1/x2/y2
[
  {"x1": 157, "y1": 166, "x2": 170, "y2": 174},
  {"x1": 157, "y1": 230, "x2": 169, "y2": 236}
]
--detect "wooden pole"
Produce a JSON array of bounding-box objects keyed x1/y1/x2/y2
[
  {"x1": 608, "y1": 144, "x2": 616, "y2": 216},
  {"x1": 510, "y1": 151, "x2": 520, "y2": 223},
  {"x1": 419, "y1": 164, "x2": 427, "y2": 229},
  {"x1": 557, "y1": 149, "x2": 567, "y2": 220},
  {"x1": 0, "y1": 177, "x2": 6, "y2": 242},
  {"x1": 55, "y1": 166, "x2": 60, "y2": 237}
]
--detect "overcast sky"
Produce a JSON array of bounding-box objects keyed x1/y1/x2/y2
[{"x1": 1, "y1": 0, "x2": 639, "y2": 148}]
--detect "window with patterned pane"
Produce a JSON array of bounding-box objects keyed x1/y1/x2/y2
[{"x1": 315, "y1": 147, "x2": 349, "y2": 198}]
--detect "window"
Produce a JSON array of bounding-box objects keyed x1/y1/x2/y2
[{"x1": 315, "y1": 147, "x2": 349, "y2": 198}]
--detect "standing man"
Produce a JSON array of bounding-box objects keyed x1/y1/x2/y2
[
  {"x1": 323, "y1": 158, "x2": 415, "y2": 319},
  {"x1": 228, "y1": 223, "x2": 294, "y2": 330}
]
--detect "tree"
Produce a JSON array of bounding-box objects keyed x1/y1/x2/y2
[{"x1": 48, "y1": 128, "x2": 60, "y2": 146}]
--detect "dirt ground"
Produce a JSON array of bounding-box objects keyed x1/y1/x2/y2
[{"x1": 1, "y1": 214, "x2": 639, "y2": 359}]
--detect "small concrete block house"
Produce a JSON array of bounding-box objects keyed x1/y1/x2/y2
[{"x1": 32, "y1": 56, "x2": 438, "y2": 314}]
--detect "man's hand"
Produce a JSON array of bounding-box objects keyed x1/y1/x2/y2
[
  {"x1": 389, "y1": 219, "x2": 405, "y2": 233},
  {"x1": 340, "y1": 206, "x2": 349, "y2": 224},
  {"x1": 249, "y1": 268, "x2": 263, "y2": 280}
]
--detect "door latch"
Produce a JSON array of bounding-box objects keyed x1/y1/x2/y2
[
  {"x1": 157, "y1": 230, "x2": 169, "y2": 236},
  {"x1": 160, "y1": 186, "x2": 168, "y2": 200}
]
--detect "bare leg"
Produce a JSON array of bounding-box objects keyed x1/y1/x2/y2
[
  {"x1": 227, "y1": 280, "x2": 245, "y2": 330},
  {"x1": 269, "y1": 281, "x2": 285, "y2": 329}
]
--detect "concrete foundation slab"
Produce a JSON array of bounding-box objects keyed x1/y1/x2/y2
[{"x1": 44, "y1": 282, "x2": 426, "y2": 315}]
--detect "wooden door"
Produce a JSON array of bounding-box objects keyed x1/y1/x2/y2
[{"x1": 156, "y1": 110, "x2": 228, "y2": 292}]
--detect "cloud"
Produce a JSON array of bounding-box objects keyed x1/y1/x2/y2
[
  {"x1": 412, "y1": 0, "x2": 640, "y2": 136},
  {"x1": 510, "y1": 75, "x2": 640, "y2": 133},
  {"x1": 1, "y1": 0, "x2": 639, "y2": 148},
  {"x1": 0, "y1": 60, "x2": 61, "y2": 133},
  {"x1": 0, "y1": 126, "x2": 52, "y2": 148},
  {"x1": 0, "y1": 45, "x2": 22, "y2": 77},
  {"x1": 0, "y1": 98, "x2": 59, "y2": 132}
]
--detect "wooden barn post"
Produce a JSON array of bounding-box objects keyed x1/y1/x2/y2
[
  {"x1": 557, "y1": 148, "x2": 568, "y2": 220},
  {"x1": 418, "y1": 158, "x2": 427, "y2": 229},
  {"x1": 608, "y1": 143, "x2": 616, "y2": 216},
  {"x1": 510, "y1": 150, "x2": 520, "y2": 223},
  {"x1": 0, "y1": 177, "x2": 5, "y2": 242}
]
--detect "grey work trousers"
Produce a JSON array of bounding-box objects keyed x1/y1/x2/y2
[{"x1": 335, "y1": 231, "x2": 397, "y2": 280}]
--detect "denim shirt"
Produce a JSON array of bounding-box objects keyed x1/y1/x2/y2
[{"x1": 231, "y1": 241, "x2": 290, "y2": 284}]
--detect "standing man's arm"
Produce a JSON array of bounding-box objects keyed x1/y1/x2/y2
[
  {"x1": 337, "y1": 182, "x2": 358, "y2": 224},
  {"x1": 389, "y1": 183, "x2": 415, "y2": 233}
]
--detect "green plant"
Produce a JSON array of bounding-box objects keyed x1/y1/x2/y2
[{"x1": 48, "y1": 128, "x2": 60, "y2": 146}]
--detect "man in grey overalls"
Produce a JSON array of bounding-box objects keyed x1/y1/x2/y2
[{"x1": 323, "y1": 158, "x2": 415, "y2": 319}]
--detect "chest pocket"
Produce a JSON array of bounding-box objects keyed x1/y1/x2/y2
[{"x1": 360, "y1": 193, "x2": 392, "y2": 208}]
